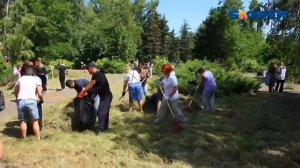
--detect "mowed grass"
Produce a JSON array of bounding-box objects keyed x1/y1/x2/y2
[{"x1": 1, "y1": 71, "x2": 300, "y2": 167}]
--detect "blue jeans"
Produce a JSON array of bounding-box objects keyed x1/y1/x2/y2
[
  {"x1": 202, "y1": 89, "x2": 215, "y2": 113},
  {"x1": 17, "y1": 99, "x2": 39, "y2": 121},
  {"x1": 128, "y1": 83, "x2": 142, "y2": 102},
  {"x1": 94, "y1": 95, "x2": 100, "y2": 114}
]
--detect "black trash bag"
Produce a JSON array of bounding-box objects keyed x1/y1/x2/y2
[
  {"x1": 72, "y1": 97, "x2": 95, "y2": 131},
  {"x1": 27, "y1": 102, "x2": 43, "y2": 135},
  {"x1": 0, "y1": 90, "x2": 5, "y2": 112}
]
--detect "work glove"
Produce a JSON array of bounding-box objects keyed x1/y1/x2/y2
[
  {"x1": 78, "y1": 91, "x2": 84, "y2": 98},
  {"x1": 164, "y1": 96, "x2": 169, "y2": 100}
]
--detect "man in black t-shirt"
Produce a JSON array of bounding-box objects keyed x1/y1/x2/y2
[
  {"x1": 78, "y1": 62, "x2": 112, "y2": 133},
  {"x1": 58, "y1": 64, "x2": 68, "y2": 90}
]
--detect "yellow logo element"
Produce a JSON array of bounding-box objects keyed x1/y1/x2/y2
[{"x1": 239, "y1": 10, "x2": 248, "y2": 21}]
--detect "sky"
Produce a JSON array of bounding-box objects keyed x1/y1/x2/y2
[{"x1": 157, "y1": 0, "x2": 267, "y2": 35}]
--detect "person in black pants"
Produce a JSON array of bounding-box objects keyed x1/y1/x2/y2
[
  {"x1": 78, "y1": 62, "x2": 112, "y2": 134},
  {"x1": 58, "y1": 64, "x2": 68, "y2": 90}
]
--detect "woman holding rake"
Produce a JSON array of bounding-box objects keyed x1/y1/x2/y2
[{"x1": 154, "y1": 64, "x2": 188, "y2": 129}]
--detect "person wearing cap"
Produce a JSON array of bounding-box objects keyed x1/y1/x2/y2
[
  {"x1": 154, "y1": 64, "x2": 188, "y2": 127},
  {"x1": 197, "y1": 68, "x2": 217, "y2": 113},
  {"x1": 14, "y1": 66, "x2": 44, "y2": 139},
  {"x1": 58, "y1": 63, "x2": 68, "y2": 91},
  {"x1": 122, "y1": 65, "x2": 143, "y2": 112},
  {"x1": 78, "y1": 62, "x2": 112, "y2": 133}
]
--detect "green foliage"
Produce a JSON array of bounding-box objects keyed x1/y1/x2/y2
[
  {"x1": 50, "y1": 59, "x2": 75, "y2": 69},
  {"x1": 96, "y1": 58, "x2": 126, "y2": 74},
  {"x1": 152, "y1": 56, "x2": 168, "y2": 75},
  {"x1": 0, "y1": 63, "x2": 13, "y2": 85},
  {"x1": 176, "y1": 60, "x2": 261, "y2": 95},
  {"x1": 240, "y1": 59, "x2": 261, "y2": 72}
]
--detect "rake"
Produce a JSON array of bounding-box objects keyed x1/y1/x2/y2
[
  {"x1": 159, "y1": 87, "x2": 183, "y2": 131},
  {"x1": 183, "y1": 86, "x2": 200, "y2": 113}
]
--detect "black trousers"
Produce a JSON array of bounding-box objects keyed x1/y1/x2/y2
[
  {"x1": 38, "y1": 75, "x2": 47, "y2": 91},
  {"x1": 275, "y1": 80, "x2": 285, "y2": 93},
  {"x1": 59, "y1": 76, "x2": 65, "y2": 90},
  {"x1": 97, "y1": 92, "x2": 113, "y2": 131}
]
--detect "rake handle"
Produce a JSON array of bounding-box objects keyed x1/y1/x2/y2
[{"x1": 159, "y1": 87, "x2": 176, "y2": 119}]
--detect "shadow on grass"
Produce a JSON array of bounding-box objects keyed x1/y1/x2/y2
[
  {"x1": 1, "y1": 120, "x2": 19, "y2": 138},
  {"x1": 110, "y1": 91, "x2": 300, "y2": 167}
]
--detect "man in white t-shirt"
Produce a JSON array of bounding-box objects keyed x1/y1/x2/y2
[
  {"x1": 155, "y1": 64, "x2": 187, "y2": 128},
  {"x1": 275, "y1": 62, "x2": 287, "y2": 93},
  {"x1": 122, "y1": 65, "x2": 143, "y2": 112},
  {"x1": 14, "y1": 66, "x2": 44, "y2": 140}
]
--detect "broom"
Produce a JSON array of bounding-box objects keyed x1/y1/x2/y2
[
  {"x1": 159, "y1": 87, "x2": 183, "y2": 131},
  {"x1": 183, "y1": 86, "x2": 200, "y2": 113}
]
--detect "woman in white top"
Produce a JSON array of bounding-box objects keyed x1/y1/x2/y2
[
  {"x1": 154, "y1": 64, "x2": 187, "y2": 128},
  {"x1": 122, "y1": 65, "x2": 143, "y2": 112}
]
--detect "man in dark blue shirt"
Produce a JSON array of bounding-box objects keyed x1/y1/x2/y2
[{"x1": 66, "y1": 79, "x2": 100, "y2": 115}]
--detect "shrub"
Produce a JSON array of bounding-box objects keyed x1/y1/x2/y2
[
  {"x1": 240, "y1": 59, "x2": 261, "y2": 72},
  {"x1": 175, "y1": 59, "x2": 261, "y2": 96},
  {"x1": 96, "y1": 58, "x2": 126, "y2": 74},
  {"x1": 0, "y1": 63, "x2": 13, "y2": 85},
  {"x1": 153, "y1": 56, "x2": 168, "y2": 75},
  {"x1": 50, "y1": 59, "x2": 75, "y2": 69}
]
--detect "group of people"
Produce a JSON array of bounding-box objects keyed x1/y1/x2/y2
[
  {"x1": 12, "y1": 56, "x2": 218, "y2": 139},
  {"x1": 266, "y1": 62, "x2": 287, "y2": 93}
]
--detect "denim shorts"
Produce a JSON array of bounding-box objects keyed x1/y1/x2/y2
[
  {"x1": 128, "y1": 83, "x2": 142, "y2": 102},
  {"x1": 17, "y1": 99, "x2": 39, "y2": 121}
]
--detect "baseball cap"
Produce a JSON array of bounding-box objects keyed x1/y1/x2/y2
[{"x1": 87, "y1": 62, "x2": 97, "y2": 68}]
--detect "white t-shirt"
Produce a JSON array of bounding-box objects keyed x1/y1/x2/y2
[
  {"x1": 17, "y1": 76, "x2": 42, "y2": 100},
  {"x1": 125, "y1": 70, "x2": 141, "y2": 84},
  {"x1": 162, "y1": 74, "x2": 180, "y2": 100},
  {"x1": 277, "y1": 66, "x2": 287, "y2": 80}
]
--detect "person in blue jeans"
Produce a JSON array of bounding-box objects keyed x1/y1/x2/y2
[
  {"x1": 122, "y1": 65, "x2": 143, "y2": 112},
  {"x1": 14, "y1": 66, "x2": 44, "y2": 139},
  {"x1": 197, "y1": 68, "x2": 217, "y2": 113}
]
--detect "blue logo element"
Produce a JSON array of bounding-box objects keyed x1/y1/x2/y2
[{"x1": 229, "y1": 10, "x2": 288, "y2": 20}]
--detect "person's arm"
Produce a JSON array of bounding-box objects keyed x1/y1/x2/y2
[
  {"x1": 123, "y1": 81, "x2": 128, "y2": 94},
  {"x1": 14, "y1": 84, "x2": 19, "y2": 100},
  {"x1": 81, "y1": 80, "x2": 96, "y2": 95},
  {"x1": 168, "y1": 86, "x2": 178, "y2": 98},
  {"x1": 199, "y1": 76, "x2": 205, "y2": 91},
  {"x1": 37, "y1": 85, "x2": 44, "y2": 103}
]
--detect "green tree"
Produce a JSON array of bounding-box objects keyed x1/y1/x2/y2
[
  {"x1": 179, "y1": 20, "x2": 193, "y2": 62},
  {"x1": 166, "y1": 29, "x2": 179, "y2": 63}
]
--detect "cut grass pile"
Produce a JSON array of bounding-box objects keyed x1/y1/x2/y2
[{"x1": 0, "y1": 73, "x2": 300, "y2": 168}]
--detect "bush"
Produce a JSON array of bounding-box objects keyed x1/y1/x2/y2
[
  {"x1": 50, "y1": 59, "x2": 75, "y2": 69},
  {"x1": 240, "y1": 59, "x2": 261, "y2": 72},
  {"x1": 153, "y1": 56, "x2": 168, "y2": 75},
  {"x1": 175, "y1": 60, "x2": 261, "y2": 96},
  {"x1": 0, "y1": 63, "x2": 13, "y2": 85},
  {"x1": 96, "y1": 58, "x2": 126, "y2": 74}
]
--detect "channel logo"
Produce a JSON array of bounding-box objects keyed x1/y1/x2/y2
[{"x1": 229, "y1": 10, "x2": 288, "y2": 20}]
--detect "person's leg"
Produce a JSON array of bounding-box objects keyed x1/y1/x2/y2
[
  {"x1": 279, "y1": 80, "x2": 284, "y2": 93},
  {"x1": 61, "y1": 76, "x2": 65, "y2": 89},
  {"x1": 93, "y1": 95, "x2": 100, "y2": 115},
  {"x1": 202, "y1": 90, "x2": 210, "y2": 112},
  {"x1": 19, "y1": 121, "x2": 27, "y2": 139},
  {"x1": 155, "y1": 99, "x2": 168, "y2": 124},
  {"x1": 156, "y1": 101, "x2": 161, "y2": 113},
  {"x1": 32, "y1": 120, "x2": 40, "y2": 140},
  {"x1": 207, "y1": 90, "x2": 215, "y2": 112},
  {"x1": 137, "y1": 84, "x2": 143, "y2": 111},
  {"x1": 169, "y1": 100, "x2": 188, "y2": 126},
  {"x1": 28, "y1": 100, "x2": 40, "y2": 139},
  {"x1": 0, "y1": 141, "x2": 3, "y2": 160},
  {"x1": 128, "y1": 85, "x2": 134, "y2": 111},
  {"x1": 17, "y1": 100, "x2": 27, "y2": 138},
  {"x1": 97, "y1": 94, "x2": 112, "y2": 132},
  {"x1": 275, "y1": 79, "x2": 279, "y2": 92}
]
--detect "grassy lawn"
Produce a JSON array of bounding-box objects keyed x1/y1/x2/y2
[{"x1": 0, "y1": 72, "x2": 300, "y2": 167}]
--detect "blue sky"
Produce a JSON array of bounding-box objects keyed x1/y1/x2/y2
[{"x1": 157, "y1": 0, "x2": 267, "y2": 34}]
